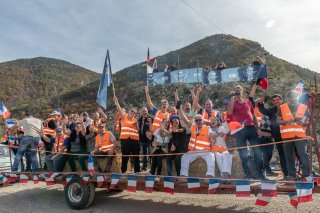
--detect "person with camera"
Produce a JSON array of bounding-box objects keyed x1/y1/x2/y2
[
  {"x1": 227, "y1": 85, "x2": 266, "y2": 180},
  {"x1": 150, "y1": 119, "x2": 171, "y2": 175},
  {"x1": 214, "y1": 60, "x2": 227, "y2": 83},
  {"x1": 276, "y1": 90, "x2": 311, "y2": 181}
]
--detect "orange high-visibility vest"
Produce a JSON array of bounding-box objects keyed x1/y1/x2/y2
[
  {"x1": 120, "y1": 115, "x2": 139, "y2": 141},
  {"x1": 254, "y1": 107, "x2": 263, "y2": 125},
  {"x1": 92, "y1": 119, "x2": 101, "y2": 132},
  {"x1": 188, "y1": 125, "x2": 211, "y2": 151},
  {"x1": 151, "y1": 110, "x2": 170, "y2": 132},
  {"x1": 95, "y1": 131, "x2": 114, "y2": 152},
  {"x1": 279, "y1": 103, "x2": 308, "y2": 139},
  {"x1": 114, "y1": 114, "x2": 121, "y2": 132},
  {"x1": 202, "y1": 109, "x2": 219, "y2": 123},
  {"x1": 54, "y1": 135, "x2": 66, "y2": 153},
  {"x1": 43, "y1": 118, "x2": 56, "y2": 137}
]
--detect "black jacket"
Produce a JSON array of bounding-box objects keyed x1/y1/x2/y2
[{"x1": 138, "y1": 115, "x2": 153, "y2": 143}]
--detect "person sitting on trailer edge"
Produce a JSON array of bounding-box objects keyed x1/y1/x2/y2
[{"x1": 91, "y1": 123, "x2": 116, "y2": 173}]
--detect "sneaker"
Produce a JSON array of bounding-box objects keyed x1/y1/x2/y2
[
  {"x1": 141, "y1": 167, "x2": 147, "y2": 172},
  {"x1": 257, "y1": 175, "x2": 269, "y2": 181}
]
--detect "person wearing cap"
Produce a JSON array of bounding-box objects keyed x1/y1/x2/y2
[
  {"x1": 166, "y1": 115, "x2": 186, "y2": 176},
  {"x1": 277, "y1": 90, "x2": 311, "y2": 181},
  {"x1": 41, "y1": 127, "x2": 68, "y2": 172},
  {"x1": 227, "y1": 85, "x2": 266, "y2": 180},
  {"x1": 91, "y1": 123, "x2": 116, "y2": 173},
  {"x1": 145, "y1": 86, "x2": 170, "y2": 133},
  {"x1": 209, "y1": 113, "x2": 232, "y2": 179},
  {"x1": 113, "y1": 96, "x2": 140, "y2": 173},
  {"x1": 178, "y1": 112, "x2": 216, "y2": 177}
]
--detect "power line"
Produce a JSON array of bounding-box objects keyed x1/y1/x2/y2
[{"x1": 179, "y1": 0, "x2": 266, "y2": 54}]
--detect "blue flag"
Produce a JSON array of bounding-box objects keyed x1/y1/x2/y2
[{"x1": 96, "y1": 50, "x2": 112, "y2": 109}]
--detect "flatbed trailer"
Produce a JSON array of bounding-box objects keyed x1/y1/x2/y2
[{"x1": 1, "y1": 172, "x2": 318, "y2": 210}]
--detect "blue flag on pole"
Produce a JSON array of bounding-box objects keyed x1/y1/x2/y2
[{"x1": 96, "y1": 50, "x2": 112, "y2": 109}]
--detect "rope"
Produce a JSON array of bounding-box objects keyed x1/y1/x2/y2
[{"x1": 8, "y1": 137, "x2": 310, "y2": 157}]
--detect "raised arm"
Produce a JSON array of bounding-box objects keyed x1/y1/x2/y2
[
  {"x1": 113, "y1": 96, "x2": 125, "y2": 119},
  {"x1": 97, "y1": 106, "x2": 108, "y2": 122},
  {"x1": 194, "y1": 87, "x2": 202, "y2": 111},
  {"x1": 145, "y1": 86, "x2": 155, "y2": 110},
  {"x1": 227, "y1": 94, "x2": 235, "y2": 115},
  {"x1": 174, "y1": 88, "x2": 179, "y2": 103},
  {"x1": 249, "y1": 83, "x2": 258, "y2": 99},
  {"x1": 178, "y1": 109, "x2": 192, "y2": 129}
]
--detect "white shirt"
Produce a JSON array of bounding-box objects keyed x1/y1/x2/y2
[
  {"x1": 153, "y1": 129, "x2": 170, "y2": 146},
  {"x1": 17, "y1": 116, "x2": 43, "y2": 137}
]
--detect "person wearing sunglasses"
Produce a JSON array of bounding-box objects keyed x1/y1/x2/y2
[
  {"x1": 113, "y1": 96, "x2": 140, "y2": 174},
  {"x1": 276, "y1": 90, "x2": 311, "y2": 181},
  {"x1": 62, "y1": 119, "x2": 88, "y2": 172},
  {"x1": 179, "y1": 112, "x2": 216, "y2": 178}
]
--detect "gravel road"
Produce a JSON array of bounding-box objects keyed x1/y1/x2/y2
[{"x1": 0, "y1": 183, "x2": 319, "y2": 213}]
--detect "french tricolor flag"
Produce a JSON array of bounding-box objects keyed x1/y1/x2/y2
[
  {"x1": 127, "y1": 175, "x2": 137, "y2": 192},
  {"x1": 19, "y1": 174, "x2": 29, "y2": 184},
  {"x1": 88, "y1": 155, "x2": 95, "y2": 174},
  {"x1": 97, "y1": 175, "x2": 106, "y2": 188},
  {"x1": 288, "y1": 192, "x2": 299, "y2": 209},
  {"x1": 81, "y1": 174, "x2": 90, "y2": 186},
  {"x1": 236, "y1": 180, "x2": 251, "y2": 197},
  {"x1": 2, "y1": 176, "x2": 10, "y2": 186},
  {"x1": 7, "y1": 173, "x2": 18, "y2": 183},
  {"x1": 255, "y1": 193, "x2": 272, "y2": 206},
  {"x1": 261, "y1": 180, "x2": 277, "y2": 197},
  {"x1": 296, "y1": 182, "x2": 313, "y2": 203},
  {"x1": 208, "y1": 179, "x2": 222, "y2": 194},
  {"x1": 45, "y1": 173, "x2": 58, "y2": 186},
  {"x1": 0, "y1": 102, "x2": 11, "y2": 119},
  {"x1": 294, "y1": 80, "x2": 304, "y2": 96},
  {"x1": 145, "y1": 176, "x2": 155, "y2": 193},
  {"x1": 164, "y1": 176, "x2": 175, "y2": 195},
  {"x1": 187, "y1": 178, "x2": 200, "y2": 193},
  {"x1": 110, "y1": 174, "x2": 121, "y2": 189},
  {"x1": 63, "y1": 175, "x2": 73, "y2": 187},
  {"x1": 33, "y1": 175, "x2": 39, "y2": 184}
]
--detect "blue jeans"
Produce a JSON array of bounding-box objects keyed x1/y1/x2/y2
[
  {"x1": 258, "y1": 136, "x2": 274, "y2": 173},
  {"x1": 236, "y1": 126, "x2": 264, "y2": 178},
  {"x1": 140, "y1": 142, "x2": 151, "y2": 168},
  {"x1": 12, "y1": 137, "x2": 40, "y2": 172}
]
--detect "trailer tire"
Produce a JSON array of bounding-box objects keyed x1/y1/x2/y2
[{"x1": 64, "y1": 175, "x2": 95, "y2": 210}]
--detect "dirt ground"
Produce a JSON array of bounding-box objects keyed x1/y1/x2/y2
[{"x1": 1, "y1": 183, "x2": 320, "y2": 213}]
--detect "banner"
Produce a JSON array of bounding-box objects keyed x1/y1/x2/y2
[{"x1": 147, "y1": 64, "x2": 267, "y2": 85}]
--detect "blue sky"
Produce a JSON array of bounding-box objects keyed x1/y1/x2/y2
[{"x1": 0, "y1": 0, "x2": 319, "y2": 73}]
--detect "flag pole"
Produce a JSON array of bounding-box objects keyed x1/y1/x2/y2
[{"x1": 112, "y1": 82, "x2": 116, "y2": 97}]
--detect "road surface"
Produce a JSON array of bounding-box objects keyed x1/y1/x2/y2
[{"x1": 1, "y1": 183, "x2": 319, "y2": 213}]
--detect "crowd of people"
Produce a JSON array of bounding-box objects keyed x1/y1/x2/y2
[{"x1": 0, "y1": 80, "x2": 315, "y2": 182}]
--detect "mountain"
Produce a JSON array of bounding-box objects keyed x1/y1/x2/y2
[
  {"x1": 0, "y1": 57, "x2": 100, "y2": 116},
  {"x1": 56, "y1": 34, "x2": 319, "y2": 115},
  {"x1": 2, "y1": 34, "x2": 319, "y2": 119}
]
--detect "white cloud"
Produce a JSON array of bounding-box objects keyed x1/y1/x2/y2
[{"x1": 0, "y1": 0, "x2": 319, "y2": 73}]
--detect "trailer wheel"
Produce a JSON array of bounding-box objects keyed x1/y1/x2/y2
[{"x1": 64, "y1": 175, "x2": 95, "y2": 210}]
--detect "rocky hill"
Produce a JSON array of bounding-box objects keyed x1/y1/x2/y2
[
  {"x1": 55, "y1": 34, "x2": 319, "y2": 115},
  {"x1": 1, "y1": 34, "x2": 319, "y2": 118},
  {"x1": 0, "y1": 57, "x2": 100, "y2": 116}
]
